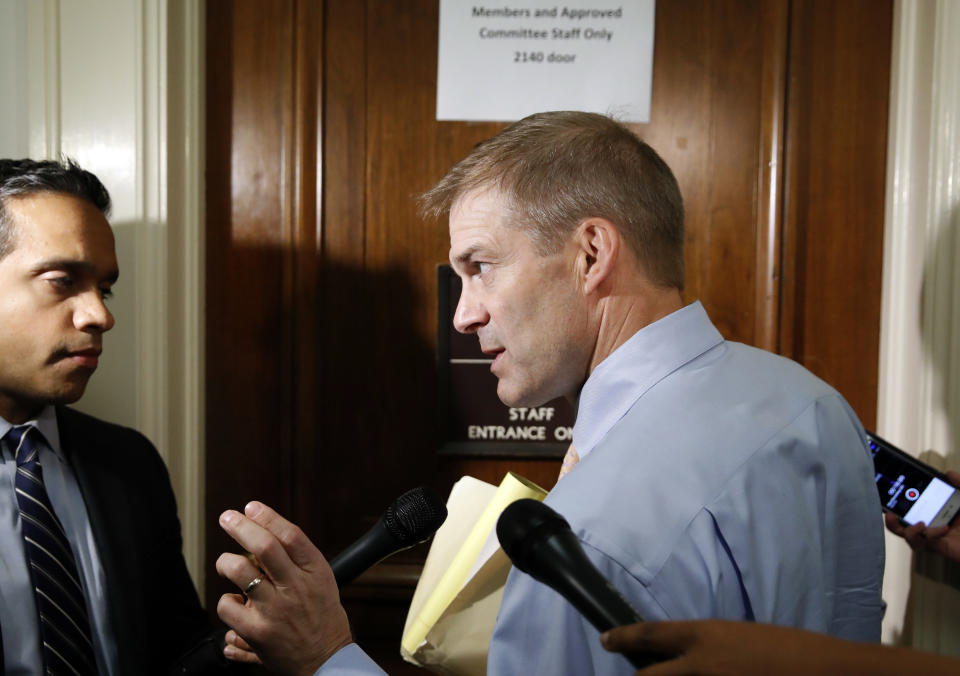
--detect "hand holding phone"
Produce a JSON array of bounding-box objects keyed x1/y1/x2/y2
[
  {"x1": 883, "y1": 470, "x2": 960, "y2": 564},
  {"x1": 868, "y1": 432, "x2": 960, "y2": 563}
]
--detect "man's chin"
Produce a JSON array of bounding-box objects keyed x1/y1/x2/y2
[
  {"x1": 496, "y1": 383, "x2": 552, "y2": 409},
  {"x1": 43, "y1": 377, "x2": 92, "y2": 406},
  {"x1": 3, "y1": 388, "x2": 86, "y2": 423}
]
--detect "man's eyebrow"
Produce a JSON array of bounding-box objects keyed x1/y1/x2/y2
[
  {"x1": 450, "y1": 246, "x2": 482, "y2": 267},
  {"x1": 31, "y1": 258, "x2": 120, "y2": 283}
]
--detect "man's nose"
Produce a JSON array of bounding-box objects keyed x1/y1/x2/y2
[
  {"x1": 74, "y1": 291, "x2": 115, "y2": 333},
  {"x1": 453, "y1": 285, "x2": 489, "y2": 334}
]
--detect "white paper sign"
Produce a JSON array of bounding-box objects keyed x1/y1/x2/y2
[{"x1": 437, "y1": 1, "x2": 655, "y2": 122}]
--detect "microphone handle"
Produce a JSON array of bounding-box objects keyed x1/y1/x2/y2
[
  {"x1": 537, "y1": 531, "x2": 643, "y2": 630},
  {"x1": 329, "y1": 518, "x2": 396, "y2": 587},
  {"x1": 536, "y1": 532, "x2": 660, "y2": 670}
]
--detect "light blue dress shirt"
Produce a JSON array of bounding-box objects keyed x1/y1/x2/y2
[
  {"x1": 318, "y1": 301, "x2": 885, "y2": 675},
  {"x1": 318, "y1": 643, "x2": 387, "y2": 675},
  {"x1": 0, "y1": 408, "x2": 118, "y2": 675},
  {"x1": 487, "y1": 301, "x2": 885, "y2": 674}
]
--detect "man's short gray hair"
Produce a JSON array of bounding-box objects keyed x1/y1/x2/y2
[{"x1": 420, "y1": 111, "x2": 685, "y2": 290}]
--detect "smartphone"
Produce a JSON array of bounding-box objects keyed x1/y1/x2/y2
[{"x1": 867, "y1": 431, "x2": 960, "y2": 528}]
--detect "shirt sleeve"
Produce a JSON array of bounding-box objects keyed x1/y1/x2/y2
[
  {"x1": 487, "y1": 563, "x2": 638, "y2": 676},
  {"x1": 487, "y1": 394, "x2": 884, "y2": 674},
  {"x1": 486, "y1": 525, "x2": 747, "y2": 676},
  {"x1": 314, "y1": 643, "x2": 387, "y2": 676},
  {"x1": 704, "y1": 394, "x2": 885, "y2": 641}
]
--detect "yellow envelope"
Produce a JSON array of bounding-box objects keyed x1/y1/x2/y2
[{"x1": 401, "y1": 473, "x2": 547, "y2": 675}]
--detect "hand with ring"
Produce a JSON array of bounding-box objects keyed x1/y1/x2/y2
[
  {"x1": 214, "y1": 544, "x2": 269, "y2": 665},
  {"x1": 216, "y1": 501, "x2": 352, "y2": 674}
]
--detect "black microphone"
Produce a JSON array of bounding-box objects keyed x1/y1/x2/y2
[
  {"x1": 330, "y1": 486, "x2": 447, "y2": 587},
  {"x1": 497, "y1": 499, "x2": 660, "y2": 670}
]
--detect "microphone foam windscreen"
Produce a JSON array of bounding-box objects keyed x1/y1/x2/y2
[{"x1": 384, "y1": 486, "x2": 448, "y2": 546}]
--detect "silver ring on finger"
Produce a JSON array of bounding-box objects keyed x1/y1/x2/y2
[{"x1": 243, "y1": 576, "x2": 264, "y2": 596}]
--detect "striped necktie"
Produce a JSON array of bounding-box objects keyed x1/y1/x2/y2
[{"x1": 7, "y1": 425, "x2": 98, "y2": 675}]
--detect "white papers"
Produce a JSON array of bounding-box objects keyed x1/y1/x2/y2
[{"x1": 437, "y1": 0, "x2": 656, "y2": 122}]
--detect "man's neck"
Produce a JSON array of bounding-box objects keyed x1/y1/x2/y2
[
  {"x1": 588, "y1": 285, "x2": 684, "y2": 375},
  {"x1": 0, "y1": 396, "x2": 46, "y2": 425}
]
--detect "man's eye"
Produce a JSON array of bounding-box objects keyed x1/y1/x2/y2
[
  {"x1": 100, "y1": 287, "x2": 114, "y2": 300},
  {"x1": 476, "y1": 262, "x2": 491, "y2": 275},
  {"x1": 48, "y1": 276, "x2": 75, "y2": 289}
]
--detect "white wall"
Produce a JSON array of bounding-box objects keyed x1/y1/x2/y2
[
  {"x1": 0, "y1": 1, "x2": 29, "y2": 158},
  {"x1": 0, "y1": 0, "x2": 206, "y2": 592},
  {"x1": 879, "y1": 0, "x2": 960, "y2": 654}
]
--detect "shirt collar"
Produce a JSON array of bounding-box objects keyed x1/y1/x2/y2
[
  {"x1": 572, "y1": 301, "x2": 723, "y2": 460},
  {"x1": 0, "y1": 406, "x2": 63, "y2": 458}
]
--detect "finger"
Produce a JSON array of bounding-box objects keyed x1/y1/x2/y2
[
  {"x1": 633, "y1": 659, "x2": 687, "y2": 676},
  {"x1": 602, "y1": 624, "x2": 687, "y2": 676},
  {"x1": 903, "y1": 522, "x2": 930, "y2": 550},
  {"x1": 223, "y1": 643, "x2": 263, "y2": 664},
  {"x1": 215, "y1": 551, "x2": 263, "y2": 586},
  {"x1": 217, "y1": 593, "x2": 259, "y2": 638},
  {"x1": 923, "y1": 525, "x2": 950, "y2": 539},
  {"x1": 225, "y1": 630, "x2": 255, "y2": 652},
  {"x1": 219, "y1": 509, "x2": 300, "y2": 584},
  {"x1": 215, "y1": 552, "x2": 273, "y2": 601},
  {"x1": 602, "y1": 623, "x2": 651, "y2": 652},
  {"x1": 245, "y1": 552, "x2": 267, "y2": 578},
  {"x1": 244, "y1": 501, "x2": 327, "y2": 570},
  {"x1": 884, "y1": 512, "x2": 906, "y2": 536},
  {"x1": 601, "y1": 621, "x2": 690, "y2": 654},
  {"x1": 946, "y1": 470, "x2": 960, "y2": 488}
]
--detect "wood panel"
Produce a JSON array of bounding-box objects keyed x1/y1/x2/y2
[
  {"x1": 781, "y1": 0, "x2": 893, "y2": 426},
  {"x1": 290, "y1": 0, "x2": 324, "y2": 551},
  {"x1": 205, "y1": 0, "x2": 300, "y2": 610},
  {"x1": 639, "y1": 0, "x2": 787, "y2": 348}
]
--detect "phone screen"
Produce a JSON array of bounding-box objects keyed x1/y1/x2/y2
[{"x1": 869, "y1": 436, "x2": 955, "y2": 525}]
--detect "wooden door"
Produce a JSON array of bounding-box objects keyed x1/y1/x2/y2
[{"x1": 204, "y1": 0, "x2": 891, "y2": 669}]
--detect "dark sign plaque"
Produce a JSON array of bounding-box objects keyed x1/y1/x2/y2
[{"x1": 437, "y1": 265, "x2": 574, "y2": 457}]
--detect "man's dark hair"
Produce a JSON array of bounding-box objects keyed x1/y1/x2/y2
[{"x1": 0, "y1": 158, "x2": 112, "y2": 260}]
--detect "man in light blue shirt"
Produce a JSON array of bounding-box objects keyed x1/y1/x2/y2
[
  {"x1": 488, "y1": 300, "x2": 884, "y2": 674},
  {"x1": 214, "y1": 111, "x2": 884, "y2": 675}
]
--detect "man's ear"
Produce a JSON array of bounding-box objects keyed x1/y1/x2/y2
[{"x1": 574, "y1": 217, "x2": 620, "y2": 295}]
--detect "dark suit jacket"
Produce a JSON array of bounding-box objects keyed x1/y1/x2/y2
[{"x1": 54, "y1": 406, "x2": 229, "y2": 674}]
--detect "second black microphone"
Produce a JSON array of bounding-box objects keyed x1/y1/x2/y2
[{"x1": 330, "y1": 486, "x2": 448, "y2": 587}]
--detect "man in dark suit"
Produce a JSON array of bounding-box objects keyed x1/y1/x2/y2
[{"x1": 0, "y1": 158, "x2": 229, "y2": 674}]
